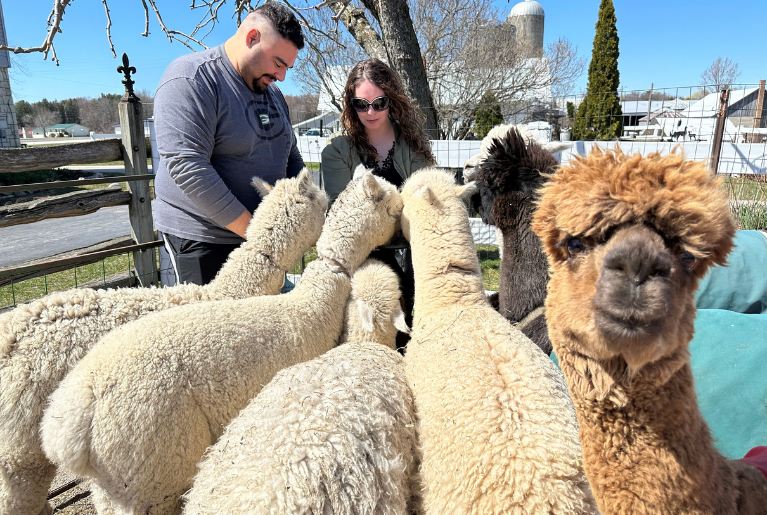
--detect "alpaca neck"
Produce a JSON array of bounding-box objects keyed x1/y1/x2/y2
[
  {"x1": 206, "y1": 240, "x2": 282, "y2": 298},
  {"x1": 409, "y1": 215, "x2": 486, "y2": 309},
  {"x1": 496, "y1": 194, "x2": 548, "y2": 321},
  {"x1": 558, "y1": 346, "x2": 738, "y2": 514},
  {"x1": 289, "y1": 259, "x2": 352, "y2": 309}
]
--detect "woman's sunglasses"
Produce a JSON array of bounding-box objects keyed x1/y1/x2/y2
[{"x1": 351, "y1": 96, "x2": 390, "y2": 113}]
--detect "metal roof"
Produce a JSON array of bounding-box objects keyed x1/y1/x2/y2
[
  {"x1": 508, "y1": 0, "x2": 545, "y2": 17},
  {"x1": 682, "y1": 87, "x2": 758, "y2": 118}
]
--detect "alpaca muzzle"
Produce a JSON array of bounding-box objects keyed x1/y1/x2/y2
[{"x1": 593, "y1": 226, "x2": 673, "y2": 345}]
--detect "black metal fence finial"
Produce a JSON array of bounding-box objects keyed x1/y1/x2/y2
[{"x1": 117, "y1": 53, "x2": 139, "y2": 102}]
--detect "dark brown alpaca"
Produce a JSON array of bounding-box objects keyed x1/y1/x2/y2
[{"x1": 474, "y1": 127, "x2": 557, "y2": 354}]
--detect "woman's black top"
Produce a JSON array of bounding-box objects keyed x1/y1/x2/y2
[{"x1": 363, "y1": 144, "x2": 402, "y2": 188}]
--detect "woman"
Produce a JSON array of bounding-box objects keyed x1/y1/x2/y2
[{"x1": 321, "y1": 59, "x2": 435, "y2": 347}]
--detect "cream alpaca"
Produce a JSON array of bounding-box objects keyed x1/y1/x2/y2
[
  {"x1": 40, "y1": 172, "x2": 403, "y2": 515},
  {"x1": 183, "y1": 260, "x2": 417, "y2": 515},
  {"x1": 0, "y1": 169, "x2": 326, "y2": 515},
  {"x1": 339, "y1": 258, "x2": 410, "y2": 348},
  {"x1": 532, "y1": 148, "x2": 767, "y2": 514},
  {"x1": 401, "y1": 168, "x2": 597, "y2": 515}
]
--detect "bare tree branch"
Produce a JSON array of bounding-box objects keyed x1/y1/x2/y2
[{"x1": 101, "y1": 0, "x2": 117, "y2": 58}]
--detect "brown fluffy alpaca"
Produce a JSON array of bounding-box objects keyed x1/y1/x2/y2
[{"x1": 532, "y1": 147, "x2": 767, "y2": 515}]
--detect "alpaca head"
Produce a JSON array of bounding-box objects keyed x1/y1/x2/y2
[
  {"x1": 532, "y1": 149, "x2": 735, "y2": 371},
  {"x1": 245, "y1": 169, "x2": 329, "y2": 269},
  {"x1": 401, "y1": 168, "x2": 477, "y2": 243},
  {"x1": 316, "y1": 171, "x2": 403, "y2": 273},
  {"x1": 401, "y1": 169, "x2": 481, "y2": 292},
  {"x1": 340, "y1": 259, "x2": 409, "y2": 349},
  {"x1": 475, "y1": 127, "x2": 558, "y2": 228}
]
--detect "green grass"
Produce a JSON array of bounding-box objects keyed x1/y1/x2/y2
[
  {"x1": 721, "y1": 175, "x2": 767, "y2": 202},
  {"x1": 721, "y1": 175, "x2": 767, "y2": 230},
  {"x1": 1, "y1": 254, "x2": 134, "y2": 309},
  {"x1": 477, "y1": 244, "x2": 500, "y2": 291},
  {"x1": 733, "y1": 204, "x2": 767, "y2": 230}
]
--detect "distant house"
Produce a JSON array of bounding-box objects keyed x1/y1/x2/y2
[
  {"x1": 113, "y1": 120, "x2": 151, "y2": 137},
  {"x1": 31, "y1": 123, "x2": 91, "y2": 138},
  {"x1": 681, "y1": 87, "x2": 767, "y2": 128}
]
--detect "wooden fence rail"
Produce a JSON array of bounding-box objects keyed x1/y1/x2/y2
[
  {"x1": 0, "y1": 54, "x2": 158, "y2": 290},
  {"x1": 0, "y1": 139, "x2": 123, "y2": 173}
]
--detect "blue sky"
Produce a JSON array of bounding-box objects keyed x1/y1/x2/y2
[{"x1": 4, "y1": 0, "x2": 766, "y2": 103}]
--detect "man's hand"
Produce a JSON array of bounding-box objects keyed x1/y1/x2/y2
[{"x1": 226, "y1": 210, "x2": 251, "y2": 238}]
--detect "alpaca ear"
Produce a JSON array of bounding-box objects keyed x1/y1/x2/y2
[
  {"x1": 251, "y1": 177, "x2": 273, "y2": 198},
  {"x1": 356, "y1": 299, "x2": 375, "y2": 332},
  {"x1": 361, "y1": 172, "x2": 384, "y2": 200},
  {"x1": 353, "y1": 163, "x2": 372, "y2": 180},
  {"x1": 391, "y1": 304, "x2": 410, "y2": 334},
  {"x1": 543, "y1": 142, "x2": 572, "y2": 156},
  {"x1": 455, "y1": 182, "x2": 478, "y2": 201},
  {"x1": 297, "y1": 168, "x2": 313, "y2": 191},
  {"x1": 415, "y1": 185, "x2": 436, "y2": 203}
]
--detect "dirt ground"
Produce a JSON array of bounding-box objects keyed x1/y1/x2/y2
[{"x1": 49, "y1": 470, "x2": 95, "y2": 514}]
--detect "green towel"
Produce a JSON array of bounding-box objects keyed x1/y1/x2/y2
[
  {"x1": 696, "y1": 230, "x2": 767, "y2": 314},
  {"x1": 690, "y1": 308, "x2": 767, "y2": 459}
]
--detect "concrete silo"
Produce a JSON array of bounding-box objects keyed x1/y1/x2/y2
[
  {"x1": 507, "y1": 0, "x2": 545, "y2": 58},
  {"x1": 0, "y1": 0, "x2": 20, "y2": 148}
]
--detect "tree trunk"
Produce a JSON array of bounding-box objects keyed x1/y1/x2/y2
[
  {"x1": 328, "y1": 4, "x2": 387, "y2": 61},
  {"x1": 376, "y1": 0, "x2": 439, "y2": 138}
]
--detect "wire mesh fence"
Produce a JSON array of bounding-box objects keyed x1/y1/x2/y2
[{"x1": 3, "y1": 81, "x2": 764, "y2": 309}]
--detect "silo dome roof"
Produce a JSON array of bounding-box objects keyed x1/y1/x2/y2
[{"x1": 508, "y1": 0, "x2": 545, "y2": 17}]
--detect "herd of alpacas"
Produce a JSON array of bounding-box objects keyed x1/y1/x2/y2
[{"x1": 1, "y1": 126, "x2": 766, "y2": 515}]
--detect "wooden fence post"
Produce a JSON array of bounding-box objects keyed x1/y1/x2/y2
[
  {"x1": 118, "y1": 54, "x2": 158, "y2": 286},
  {"x1": 710, "y1": 88, "x2": 730, "y2": 175}
]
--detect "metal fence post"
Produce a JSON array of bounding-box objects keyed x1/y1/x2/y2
[
  {"x1": 710, "y1": 88, "x2": 730, "y2": 175},
  {"x1": 118, "y1": 53, "x2": 158, "y2": 286}
]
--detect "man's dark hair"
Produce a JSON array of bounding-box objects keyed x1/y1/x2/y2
[{"x1": 254, "y1": 3, "x2": 305, "y2": 50}]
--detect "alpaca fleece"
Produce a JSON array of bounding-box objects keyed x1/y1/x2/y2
[
  {"x1": 40, "y1": 172, "x2": 403, "y2": 515},
  {"x1": 0, "y1": 169, "x2": 326, "y2": 515},
  {"x1": 532, "y1": 148, "x2": 767, "y2": 514},
  {"x1": 183, "y1": 342, "x2": 417, "y2": 515},
  {"x1": 401, "y1": 168, "x2": 597, "y2": 515},
  {"x1": 184, "y1": 259, "x2": 414, "y2": 515}
]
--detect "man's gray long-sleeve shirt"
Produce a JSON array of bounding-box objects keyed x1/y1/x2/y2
[{"x1": 153, "y1": 44, "x2": 304, "y2": 244}]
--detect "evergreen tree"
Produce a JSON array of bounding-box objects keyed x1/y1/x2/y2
[
  {"x1": 573, "y1": 0, "x2": 622, "y2": 140},
  {"x1": 59, "y1": 99, "x2": 81, "y2": 124},
  {"x1": 14, "y1": 100, "x2": 33, "y2": 126},
  {"x1": 474, "y1": 91, "x2": 504, "y2": 139}
]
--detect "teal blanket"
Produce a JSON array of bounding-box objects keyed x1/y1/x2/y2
[
  {"x1": 696, "y1": 230, "x2": 767, "y2": 314},
  {"x1": 690, "y1": 308, "x2": 767, "y2": 459}
]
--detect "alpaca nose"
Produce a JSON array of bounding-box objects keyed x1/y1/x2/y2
[{"x1": 602, "y1": 232, "x2": 672, "y2": 285}]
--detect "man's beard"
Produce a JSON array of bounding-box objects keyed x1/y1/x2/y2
[{"x1": 252, "y1": 74, "x2": 277, "y2": 94}]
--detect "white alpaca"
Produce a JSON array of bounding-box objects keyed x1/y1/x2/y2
[
  {"x1": 401, "y1": 168, "x2": 597, "y2": 515},
  {"x1": 40, "y1": 172, "x2": 403, "y2": 515},
  {"x1": 183, "y1": 259, "x2": 417, "y2": 515},
  {"x1": 339, "y1": 258, "x2": 410, "y2": 348},
  {"x1": 0, "y1": 169, "x2": 326, "y2": 515}
]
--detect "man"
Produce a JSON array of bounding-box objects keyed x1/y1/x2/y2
[{"x1": 154, "y1": 3, "x2": 305, "y2": 286}]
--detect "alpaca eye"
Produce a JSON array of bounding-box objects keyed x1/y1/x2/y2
[
  {"x1": 566, "y1": 238, "x2": 585, "y2": 256},
  {"x1": 680, "y1": 251, "x2": 697, "y2": 269}
]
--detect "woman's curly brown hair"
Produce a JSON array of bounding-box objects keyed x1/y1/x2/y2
[{"x1": 340, "y1": 59, "x2": 435, "y2": 164}]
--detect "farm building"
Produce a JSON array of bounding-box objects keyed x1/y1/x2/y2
[
  {"x1": 0, "y1": 0, "x2": 20, "y2": 148},
  {"x1": 31, "y1": 123, "x2": 91, "y2": 138}
]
